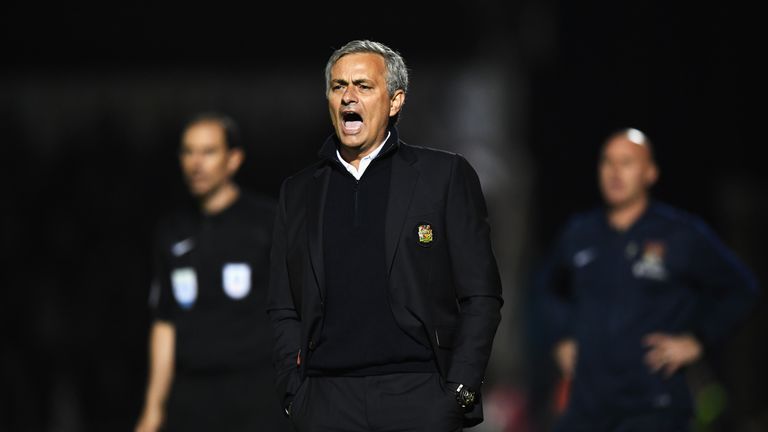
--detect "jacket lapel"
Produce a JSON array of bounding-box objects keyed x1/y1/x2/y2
[
  {"x1": 385, "y1": 143, "x2": 419, "y2": 275},
  {"x1": 307, "y1": 164, "x2": 331, "y2": 301}
]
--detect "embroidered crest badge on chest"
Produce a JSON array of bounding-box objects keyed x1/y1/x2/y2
[
  {"x1": 171, "y1": 267, "x2": 198, "y2": 309},
  {"x1": 416, "y1": 223, "x2": 434, "y2": 247},
  {"x1": 632, "y1": 240, "x2": 668, "y2": 281},
  {"x1": 222, "y1": 263, "x2": 252, "y2": 300}
]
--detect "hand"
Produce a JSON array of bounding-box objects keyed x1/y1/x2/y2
[
  {"x1": 553, "y1": 339, "x2": 578, "y2": 378},
  {"x1": 135, "y1": 407, "x2": 164, "y2": 432},
  {"x1": 642, "y1": 333, "x2": 702, "y2": 377}
]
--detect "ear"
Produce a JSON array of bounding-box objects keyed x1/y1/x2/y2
[
  {"x1": 389, "y1": 89, "x2": 405, "y2": 117},
  {"x1": 645, "y1": 162, "x2": 659, "y2": 187},
  {"x1": 227, "y1": 147, "x2": 245, "y2": 175}
]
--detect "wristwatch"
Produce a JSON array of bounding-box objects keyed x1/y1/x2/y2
[{"x1": 453, "y1": 383, "x2": 476, "y2": 409}]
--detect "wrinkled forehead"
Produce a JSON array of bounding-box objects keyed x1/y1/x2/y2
[{"x1": 331, "y1": 52, "x2": 386, "y2": 75}]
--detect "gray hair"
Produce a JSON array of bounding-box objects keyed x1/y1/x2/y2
[{"x1": 324, "y1": 40, "x2": 409, "y2": 97}]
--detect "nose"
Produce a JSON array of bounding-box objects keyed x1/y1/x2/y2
[
  {"x1": 183, "y1": 152, "x2": 202, "y2": 172},
  {"x1": 341, "y1": 86, "x2": 357, "y2": 105}
]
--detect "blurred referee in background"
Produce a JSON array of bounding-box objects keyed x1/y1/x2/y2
[{"x1": 135, "y1": 112, "x2": 290, "y2": 432}]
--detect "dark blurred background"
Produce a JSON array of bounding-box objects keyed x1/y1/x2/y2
[{"x1": 2, "y1": 1, "x2": 764, "y2": 431}]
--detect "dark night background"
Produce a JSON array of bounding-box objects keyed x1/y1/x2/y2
[{"x1": 2, "y1": 1, "x2": 765, "y2": 431}]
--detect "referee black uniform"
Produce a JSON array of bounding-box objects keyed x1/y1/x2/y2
[{"x1": 150, "y1": 190, "x2": 288, "y2": 431}]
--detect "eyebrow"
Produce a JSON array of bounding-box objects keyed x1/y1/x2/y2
[{"x1": 331, "y1": 78, "x2": 373, "y2": 86}]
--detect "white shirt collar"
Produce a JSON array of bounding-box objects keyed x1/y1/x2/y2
[{"x1": 335, "y1": 131, "x2": 391, "y2": 181}]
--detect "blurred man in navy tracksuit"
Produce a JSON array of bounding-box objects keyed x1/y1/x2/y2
[{"x1": 536, "y1": 128, "x2": 759, "y2": 432}]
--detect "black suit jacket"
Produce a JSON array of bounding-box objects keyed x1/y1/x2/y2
[{"x1": 267, "y1": 129, "x2": 503, "y2": 425}]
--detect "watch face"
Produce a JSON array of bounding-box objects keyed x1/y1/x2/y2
[
  {"x1": 456, "y1": 387, "x2": 476, "y2": 408},
  {"x1": 463, "y1": 390, "x2": 475, "y2": 402}
]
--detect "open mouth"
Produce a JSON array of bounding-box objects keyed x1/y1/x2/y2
[{"x1": 341, "y1": 111, "x2": 363, "y2": 134}]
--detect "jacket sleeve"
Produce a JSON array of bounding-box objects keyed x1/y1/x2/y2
[
  {"x1": 443, "y1": 154, "x2": 504, "y2": 392},
  {"x1": 688, "y1": 218, "x2": 760, "y2": 351},
  {"x1": 266, "y1": 179, "x2": 303, "y2": 414}
]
